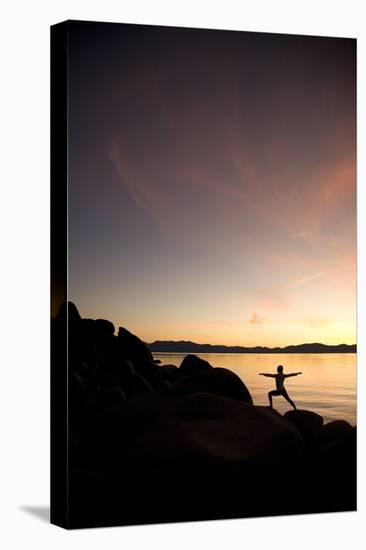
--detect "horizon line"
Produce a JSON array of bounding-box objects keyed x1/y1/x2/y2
[{"x1": 148, "y1": 339, "x2": 356, "y2": 348}]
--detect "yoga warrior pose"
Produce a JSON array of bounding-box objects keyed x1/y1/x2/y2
[{"x1": 259, "y1": 365, "x2": 302, "y2": 409}]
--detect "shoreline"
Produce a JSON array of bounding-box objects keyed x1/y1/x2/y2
[
  {"x1": 149, "y1": 342, "x2": 356, "y2": 354},
  {"x1": 152, "y1": 350, "x2": 357, "y2": 355}
]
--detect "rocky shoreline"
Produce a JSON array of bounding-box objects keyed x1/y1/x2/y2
[{"x1": 54, "y1": 302, "x2": 356, "y2": 528}]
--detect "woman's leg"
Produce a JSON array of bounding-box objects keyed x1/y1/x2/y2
[
  {"x1": 283, "y1": 390, "x2": 296, "y2": 410},
  {"x1": 268, "y1": 390, "x2": 277, "y2": 408}
]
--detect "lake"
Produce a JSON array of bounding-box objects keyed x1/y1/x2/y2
[{"x1": 153, "y1": 352, "x2": 357, "y2": 425}]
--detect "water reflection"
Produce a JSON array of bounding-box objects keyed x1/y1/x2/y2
[{"x1": 154, "y1": 353, "x2": 356, "y2": 425}]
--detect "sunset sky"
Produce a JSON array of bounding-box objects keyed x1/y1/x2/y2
[{"x1": 68, "y1": 22, "x2": 356, "y2": 346}]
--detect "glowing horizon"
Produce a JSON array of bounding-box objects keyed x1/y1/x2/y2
[{"x1": 71, "y1": 267, "x2": 356, "y2": 347}]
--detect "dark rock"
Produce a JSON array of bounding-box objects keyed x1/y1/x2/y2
[
  {"x1": 62, "y1": 301, "x2": 357, "y2": 523},
  {"x1": 117, "y1": 327, "x2": 160, "y2": 384},
  {"x1": 56, "y1": 301, "x2": 81, "y2": 322},
  {"x1": 89, "y1": 367, "x2": 254, "y2": 465},
  {"x1": 310, "y1": 420, "x2": 353, "y2": 451},
  {"x1": 100, "y1": 370, "x2": 154, "y2": 402},
  {"x1": 83, "y1": 380, "x2": 127, "y2": 413},
  {"x1": 284, "y1": 409, "x2": 323, "y2": 438},
  {"x1": 118, "y1": 326, "x2": 154, "y2": 363},
  {"x1": 180, "y1": 367, "x2": 253, "y2": 404},
  {"x1": 127, "y1": 373, "x2": 155, "y2": 397},
  {"x1": 157, "y1": 363, "x2": 180, "y2": 383},
  {"x1": 313, "y1": 440, "x2": 346, "y2": 466},
  {"x1": 259, "y1": 406, "x2": 282, "y2": 416},
  {"x1": 179, "y1": 354, "x2": 213, "y2": 376},
  {"x1": 123, "y1": 394, "x2": 305, "y2": 521},
  {"x1": 130, "y1": 393, "x2": 304, "y2": 470},
  {"x1": 95, "y1": 319, "x2": 115, "y2": 338},
  {"x1": 97, "y1": 352, "x2": 137, "y2": 388},
  {"x1": 342, "y1": 426, "x2": 357, "y2": 468},
  {"x1": 344, "y1": 425, "x2": 356, "y2": 446},
  {"x1": 120, "y1": 359, "x2": 136, "y2": 376},
  {"x1": 309, "y1": 438, "x2": 356, "y2": 512},
  {"x1": 69, "y1": 369, "x2": 94, "y2": 414},
  {"x1": 78, "y1": 318, "x2": 97, "y2": 341}
]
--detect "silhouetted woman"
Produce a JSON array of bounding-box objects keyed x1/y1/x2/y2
[{"x1": 259, "y1": 365, "x2": 302, "y2": 409}]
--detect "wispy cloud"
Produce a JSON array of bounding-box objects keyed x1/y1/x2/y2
[
  {"x1": 292, "y1": 230, "x2": 316, "y2": 239},
  {"x1": 284, "y1": 263, "x2": 355, "y2": 289}
]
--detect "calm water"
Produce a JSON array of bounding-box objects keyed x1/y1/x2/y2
[{"x1": 153, "y1": 353, "x2": 357, "y2": 425}]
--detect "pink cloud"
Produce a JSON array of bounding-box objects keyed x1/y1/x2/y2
[
  {"x1": 107, "y1": 73, "x2": 355, "y2": 270},
  {"x1": 248, "y1": 312, "x2": 266, "y2": 324}
]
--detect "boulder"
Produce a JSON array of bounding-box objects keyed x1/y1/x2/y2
[
  {"x1": 120, "y1": 359, "x2": 136, "y2": 376},
  {"x1": 309, "y1": 439, "x2": 356, "y2": 512},
  {"x1": 78, "y1": 318, "x2": 97, "y2": 341},
  {"x1": 180, "y1": 367, "x2": 253, "y2": 404},
  {"x1": 130, "y1": 393, "x2": 304, "y2": 472},
  {"x1": 157, "y1": 364, "x2": 180, "y2": 383},
  {"x1": 179, "y1": 354, "x2": 213, "y2": 376},
  {"x1": 126, "y1": 373, "x2": 155, "y2": 397},
  {"x1": 86, "y1": 383, "x2": 126, "y2": 413},
  {"x1": 95, "y1": 319, "x2": 115, "y2": 338},
  {"x1": 344, "y1": 426, "x2": 357, "y2": 456},
  {"x1": 125, "y1": 394, "x2": 304, "y2": 521},
  {"x1": 56, "y1": 301, "x2": 81, "y2": 322},
  {"x1": 117, "y1": 327, "x2": 160, "y2": 384},
  {"x1": 100, "y1": 356, "x2": 136, "y2": 381},
  {"x1": 284, "y1": 409, "x2": 323, "y2": 438},
  {"x1": 310, "y1": 420, "x2": 353, "y2": 452},
  {"x1": 117, "y1": 326, "x2": 154, "y2": 363},
  {"x1": 258, "y1": 406, "x2": 281, "y2": 417},
  {"x1": 89, "y1": 367, "x2": 254, "y2": 465}
]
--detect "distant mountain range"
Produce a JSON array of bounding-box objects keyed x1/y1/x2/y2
[{"x1": 148, "y1": 341, "x2": 356, "y2": 354}]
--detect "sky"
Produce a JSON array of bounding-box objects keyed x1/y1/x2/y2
[{"x1": 67, "y1": 21, "x2": 356, "y2": 346}]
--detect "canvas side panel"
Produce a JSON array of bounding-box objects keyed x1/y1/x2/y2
[{"x1": 50, "y1": 21, "x2": 69, "y2": 529}]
